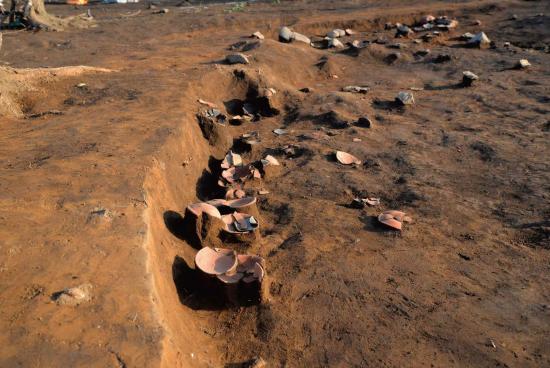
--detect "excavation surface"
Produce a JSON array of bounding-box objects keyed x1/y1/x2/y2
[{"x1": 0, "y1": 1, "x2": 549, "y2": 367}]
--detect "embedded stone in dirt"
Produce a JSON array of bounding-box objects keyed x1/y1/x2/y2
[
  {"x1": 279, "y1": 26, "x2": 293, "y2": 42},
  {"x1": 342, "y1": 85, "x2": 369, "y2": 94},
  {"x1": 351, "y1": 197, "x2": 380, "y2": 208},
  {"x1": 396, "y1": 91, "x2": 415, "y2": 106},
  {"x1": 516, "y1": 59, "x2": 531, "y2": 69},
  {"x1": 395, "y1": 24, "x2": 413, "y2": 38},
  {"x1": 435, "y1": 17, "x2": 458, "y2": 30},
  {"x1": 462, "y1": 71, "x2": 479, "y2": 87},
  {"x1": 336, "y1": 151, "x2": 361, "y2": 165},
  {"x1": 355, "y1": 116, "x2": 372, "y2": 128},
  {"x1": 432, "y1": 53, "x2": 452, "y2": 63},
  {"x1": 460, "y1": 32, "x2": 475, "y2": 41},
  {"x1": 52, "y1": 284, "x2": 93, "y2": 306},
  {"x1": 246, "y1": 356, "x2": 267, "y2": 368},
  {"x1": 468, "y1": 32, "x2": 491, "y2": 48},
  {"x1": 328, "y1": 37, "x2": 344, "y2": 48},
  {"x1": 251, "y1": 31, "x2": 265, "y2": 40},
  {"x1": 327, "y1": 29, "x2": 346, "y2": 38},
  {"x1": 226, "y1": 53, "x2": 250, "y2": 65},
  {"x1": 419, "y1": 15, "x2": 435, "y2": 24}
]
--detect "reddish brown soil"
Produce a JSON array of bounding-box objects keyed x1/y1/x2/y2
[{"x1": 1, "y1": 1, "x2": 549, "y2": 367}]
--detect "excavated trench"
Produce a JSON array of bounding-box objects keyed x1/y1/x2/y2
[{"x1": 142, "y1": 59, "x2": 303, "y2": 367}]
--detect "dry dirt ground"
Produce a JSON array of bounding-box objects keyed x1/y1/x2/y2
[{"x1": 0, "y1": 0, "x2": 549, "y2": 367}]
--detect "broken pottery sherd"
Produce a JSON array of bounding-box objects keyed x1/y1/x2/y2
[
  {"x1": 378, "y1": 210, "x2": 412, "y2": 230},
  {"x1": 222, "y1": 212, "x2": 259, "y2": 234},
  {"x1": 261, "y1": 155, "x2": 280, "y2": 167},
  {"x1": 221, "y1": 150, "x2": 243, "y2": 169},
  {"x1": 195, "y1": 247, "x2": 238, "y2": 275},
  {"x1": 187, "y1": 202, "x2": 222, "y2": 219}
]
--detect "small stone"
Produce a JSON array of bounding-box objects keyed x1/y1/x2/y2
[
  {"x1": 327, "y1": 29, "x2": 345, "y2": 38},
  {"x1": 247, "y1": 356, "x2": 267, "y2": 368},
  {"x1": 226, "y1": 53, "x2": 249, "y2": 65},
  {"x1": 419, "y1": 15, "x2": 435, "y2": 24},
  {"x1": 279, "y1": 26, "x2": 293, "y2": 43},
  {"x1": 342, "y1": 85, "x2": 369, "y2": 94},
  {"x1": 473, "y1": 19, "x2": 482, "y2": 25},
  {"x1": 460, "y1": 32, "x2": 475, "y2": 41},
  {"x1": 468, "y1": 32, "x2": 491, "y2": 48},
  {"x1": 273, "y1": 128, "x2": 287, "y2": 135},
  {"x1": 328, "y1": 38, "x2": 344, "y2": 48},
  {"x1": 503, "y1": 42, "x2": 511, "y2": 47},
  {"x1": 414, "y1": 49, "x2": 430, "y2": 57},
  {"x1": 299, "y1": 87, "x2": 312, "y2": 93},
  {"x1": 252, "y1": 31, "x2": 264, "y2": 40},
  {"x1": 516, "y1": 59, "x2": 531, "y2": 69},
  {"x1": 387, "y1": 43, "x2": 406, "y2": 49},
  {"x1": 510, "y1": 14, "x2": 518, "y2": 20},
  {"x1": 384, "y1": 22, "x2": 395, "y2": 30},
  {"x1": 432, "y1": 53, "x2": 451, "y2": 63},
  {"x1": 462, "y1": 71, "x2": 479, "y2": 87},
  {"x1": 396, "y1": 91, "x2": 415, "y2": 106},
  {"x1": 395, "y1": 24, "x2": 413, "y2": 38},
  {"x1": 436, "y1": 19, "x2": 459, "y2": 31},
  {"x1": 353, "y1": 138, "x2": 362, "y2": 142},
  {"x1": 355, "y1": 117, "x2": 372, "y2": 128},
  {"x1": 153, "y1": 8, "x2": 169, "y2": 14},
  {"x1": 350, "y1": 40, "x2": 369, "y2": 49},
  {"x1": 345, "y1": 28, "x2": 354, "y2": 35},
  {"x1": 53, "y1": 284, "x2": 93, "y2": 306}
]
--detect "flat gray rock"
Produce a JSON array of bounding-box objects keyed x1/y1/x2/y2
[
  {"x1": 396, "y1": 91, "x2": 415, "y2": 106},
  {"x1": 342, "y1": 85, "x2": 369, "y2": 94},
  {"x1": 226, "y1": 53, "x2": 250, "y2": 65},
  {"x1": 468, "y1": 32, "x2": 491, "y2": 48}
]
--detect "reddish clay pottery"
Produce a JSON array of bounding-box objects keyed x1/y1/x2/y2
[
  {"x1": 195, "y1": 247, "x2": 238, "y2": 275},
  {"x1": 378, "y1": 210, "x2": 412, "y2": 230},
  {"x1": 184, "y1": 203, "x2": 225, "y2": 248},
  {"x1": 222, "y1": 212, "x2": 259, "y2": 233},
  {"x1": 221, "y1": 151, "x2": 243, "y2": 169},
  {"x1": 187, "y1": 202, "x2": 221, "y2": 219},
  {"x1": 261, "y1": 154, "x2": 282, "y2": 180}
]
